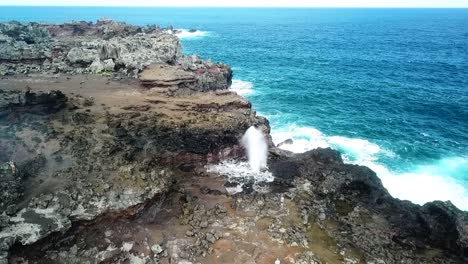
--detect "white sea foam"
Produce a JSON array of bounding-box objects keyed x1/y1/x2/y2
[
  {"x1": 174, "y1": 29, "x2": 209, "y2": 39},
  {"x1": 272, "y1": 124, "x2": 468, "y2": 210},
  {"x1": 370, "y1": 160, "x2": 468, "y2": 210},
  {"x1": 229, "y1": 80, "x2": 254, "y2": 96}
]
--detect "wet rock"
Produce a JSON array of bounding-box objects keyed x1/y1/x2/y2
[
  {"x1": 0, "y1": 22, "x2": 51, "y2": 63},
  {"x1": 269, "y1": 224, "x2": 308, "y2": 247},
  {"x1": 0, "y1": 89, "x2": 67, "y2": 116}
]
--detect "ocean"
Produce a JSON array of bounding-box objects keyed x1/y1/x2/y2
[{"x1": 1, "y1": 7, "x2": 467, "y2": 210}]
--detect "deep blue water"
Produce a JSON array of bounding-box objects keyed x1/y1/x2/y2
[{"x1": 1, "y1": 7, "x2": 467, "y2": 209}]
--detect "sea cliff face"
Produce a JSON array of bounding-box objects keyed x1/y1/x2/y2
[{"x1": 0, "y1": 20, "x2": 466, "y2": 264}]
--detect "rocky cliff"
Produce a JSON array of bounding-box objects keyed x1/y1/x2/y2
[{"x1": 0, "y1": 20, "x2": 466, "y2": 264}]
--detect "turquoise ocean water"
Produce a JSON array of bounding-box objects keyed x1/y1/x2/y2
[{"x1": 1, "y1": 7, "x2": 467, "y2": 209}]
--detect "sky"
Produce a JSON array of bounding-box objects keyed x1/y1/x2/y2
[{"x1": 0, "y1": 0, "x2": 467, "y2": 8}]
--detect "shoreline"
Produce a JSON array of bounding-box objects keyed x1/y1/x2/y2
[{"x1": 230, "y1": 78, "x2": 468, "y2": 211}]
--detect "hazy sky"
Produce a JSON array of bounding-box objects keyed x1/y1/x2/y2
[{"x1": 0, "y1": 0, "x2": 467, "y2": 7}]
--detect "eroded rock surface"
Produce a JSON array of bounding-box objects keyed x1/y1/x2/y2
[
  {"x1": 0, "y1": 19, "x2": 231, "y2": 92},
  {"x1": 0, "y1": 74, "x2": 267, "y2": 263},
  {"x1": 140, "y1": 61, "x2": 232, "y2": 91},
  {"x1": 269, "y1": 148, "x2": 468, "y2": 263}
]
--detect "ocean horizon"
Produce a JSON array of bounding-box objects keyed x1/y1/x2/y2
[{"x1": 1, "y1": 6, "x2": 467, "y2": 210}]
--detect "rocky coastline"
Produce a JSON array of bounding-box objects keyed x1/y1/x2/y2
[{"x1": 0, "y1": 20, "x2": 467, "y2": 264}]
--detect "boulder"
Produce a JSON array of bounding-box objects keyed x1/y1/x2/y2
[{"x1": 0, "y1": 23, "x2": 51, "y2": 63}]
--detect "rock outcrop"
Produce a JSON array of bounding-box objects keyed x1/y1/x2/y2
[
  {"x1": 0, "y1": 73, "x2": 267, "y2": 262},
  {"x1": 0, "y1": 162, "x2": 20, "y2": 214},
  {"x1": 140, "y1": 58, "x2": 232, "y2": 91},
  {"x1": 269, "y1": 148, "x2": 468, "y2": 263}
]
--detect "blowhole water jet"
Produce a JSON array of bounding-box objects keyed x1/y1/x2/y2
[{"x1": 241, "y1": 126, "x2": 268, "y2": 173}]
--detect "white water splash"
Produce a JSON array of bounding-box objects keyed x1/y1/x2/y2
[
  {"x1": 241, "y1": 126, "x2": 268, "y2": 173},
  {"x1": 206, "y1": 126, "x2": 271, "y2": 194},
  {"x1": 229, "y1": 80, "x2": 254, "y2": 96},
  {"x1": 271, "y1": 124, "x2": 468, "y2": 211},
  {"x1": 174, "y1": 29, "x2": 209, "y2": 39}
]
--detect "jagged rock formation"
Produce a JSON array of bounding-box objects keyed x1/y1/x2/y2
[{"x1": 0, "y1": 162, "x2": 20, "y2": 214}]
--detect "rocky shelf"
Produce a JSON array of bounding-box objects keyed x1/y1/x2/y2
[{"x1": 0, "y1": 20, "x2": 467, "y2": 264}]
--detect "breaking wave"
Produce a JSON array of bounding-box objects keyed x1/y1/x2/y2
[{"x1": 174, "y1": 29, "x2": 209, "y2": 39}]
